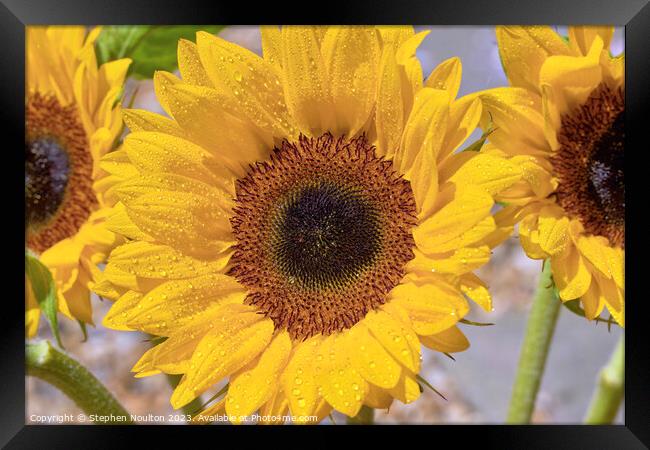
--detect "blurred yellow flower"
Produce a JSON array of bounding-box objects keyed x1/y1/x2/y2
[
  {"x1": 26, "y1": 26, "x2": 130, "y2": 336},
  {"x1": 478, "y1": 26, "x2": 624, "y2": 325},
  {"x1": 95, "y1": 26, "x2": 521, "y2": 422}
]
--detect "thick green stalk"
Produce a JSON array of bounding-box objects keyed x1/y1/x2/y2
[
  {"x1": 507, "y1": 261, "x2": 562, "y2": 423},
  {"x1": 584, "y1": 336, "x2": 624, "y2": 424},
  {"x1": 26, "y1": 341, "x2": 132, "y2": 424},
  {"x1": 346, "y1": 406, "x2": 374, "y2": 425}
]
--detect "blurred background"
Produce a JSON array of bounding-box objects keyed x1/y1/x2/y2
[{"x1": 27, "y1": 25, "x2": 624, "y2": 425}]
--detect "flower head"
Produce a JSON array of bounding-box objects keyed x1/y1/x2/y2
[
  {"x1": 97, "y1": 26, "x2": 521, "y2": 422},
  {"x1": 25, "y1": 26, "x2": 130, "y2": 335},
  {"x1": 478, "y1": 26, "x2": 624, "y2": 325}
]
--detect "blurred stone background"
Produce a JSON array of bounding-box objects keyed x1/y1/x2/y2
[{"x1": 27, "y1": 25, "x2": 624, "y2": 425}]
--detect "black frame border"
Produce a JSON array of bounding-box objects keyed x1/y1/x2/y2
[{"x1": 2, "y1": 0, "x2": 648, "y2": 447}]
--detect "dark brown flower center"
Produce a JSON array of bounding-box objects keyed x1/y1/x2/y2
[
  {"x1": 26, "y1": 93, "x2": 98, "y2": 253},
  {"x1": 26, "y1": 137, "x2": 70, "y2": 226},
  {"x1": 552, "y1": 84, "x2": 624, "y2": 248},
  {"x1": 229, "y1": 133, "x2": 417, "y2": 339},
  {"x1": 272, "y1": 181, "x2": 382, "y2": 291}
]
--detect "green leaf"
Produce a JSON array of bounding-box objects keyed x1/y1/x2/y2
[
  {"x1": 25, "y1": 255, "x2": 63, "y2": 348},
  {"x1": 96, "y1": 25, "x2": 225, "y2": 79},
  {"x1": 415, "y1": 374, "x2": 447, "y2": 401},
  {"x1": 95, "y1": 26, "x2": 152, "y2": 65},
  {"x1": 562, "y1": 299, "x2": 619, "y2": 329},
  {"x1": 144, "y1": 335, "x2": 168, "y2": 345},
  {"x1": 187, "y1": 382, "x2": 229, "y2": 416},
  {"x1": 563, "y1": 298, "x2": 587, "y2": 317},
  {"x1": 77, "y1": 320, "x2": 88, "y2": 343},
  {"x1": 442, "y1": 352, "x2": 456, "y2": 361},
  {"x1": 460, "y1": 112, "x2": 496, "y2": 153},
  {"x1": 459, "y1": 318, "x2": 494, "y2": 327}
]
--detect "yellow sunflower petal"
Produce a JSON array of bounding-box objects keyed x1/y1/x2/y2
[
  {"x1": 448, "y1": 152, "x2": 521, "y2": 196},
  {"x1": 259, "y1": 389, "x2": 289, "y2": 424},
  {"x1": 601, "y1": 53, "x2": 624, "y2": 89},
  {"x1": 121, "y1": 191, "x2": 234, "y2": 259},
  {"x1": 364, "y1": 383, "x2": 394, "y2": 409},
  {"x1": 568, "y1": 26, "x2": 614, "y2": 55},
  {"x1": 431, "y1": 215, "x2": 498, "y2": 255},
  {"x1": 375, "y1": 46, "x2": 405, "y2": 159},
  {"x1": 102, "y1": 290, "x2": 142, "y2": 331},
  {"x1": 344, "y1": 324, "x2": 402, "y2": 389},
  {"x1": 131, "y1": 346, "x2": 162, "y2": 378},
  {"x1": 496, "y1": 26, "x2": 572, "y2": 93},
  {"x1": 552, "y1": 246, "x2": 592, "y2": 300},
  {"x1": 280, "y1": 26, "x2": 333, "y2": 135},
  {"x1": 363, "y1": 309, "x2": 420, "y2": 373},
  {"x1": 408, "y1": 246, "x2": 491, "y2": 275},
  {"x1": 153, "y1": 70, "x2": 182, "y2": 118},
  {"x1": 105, "y1": 203, "x2": 153, "y2": 241},
  {"x1": 164, "y1": 84, "x2": 271, "y2": 172},
  {"x1": 260, "y1": 26, "x2": 283, "y2": 69},
  {"x1": 194, "y1": 31, "x2": 294, "y2": 138},
  {"x1": 537, "y1": 212, "x2": 570, "y2": 256},
  {"x1": 226, "y1": 330, "x2": 292, "y2": 420},
  {"x1": 314, "y1": 334, "x2": 369, "y2": 417},
  {"x1": 598, "y1": 276, "x2": 624, "y2": 326},
  {"x1": 396, "y1": 87, "x2": 449, "y2": 175},
  {"x1": 122, "y1": 108, "x2": 187, "y2": 137},
  {"x1": 460, "y1": 272, "x2": 493, "y2": 312},
  {"x1": 413, "y1": 185, "x2": 493, "y2": 254},
  {"x1": 395, "y1": 31, "x2": 430, "y2": 110},
  {"x1": 539, "y1": 36, "x2": 604, "y2": 133},
  {"x1": 440, "y1": 95, "x2": 482, "y2": 158},
  {"x1": 192, "y1": 398, "x2": 226, "y2": 423},
  {"x1": 60, "y1": 276, "x2": 93, "y2": 324},
  {"x1": 117, "y1": 172, "x2": 233, "y2": 212},
  {"x1": 39, "y1": 238, "x2": 84, "y2": 279},
  {"x1": 281, "y1": 335, "x2": 323, "y2": 417},
  {"x1": 177, "y1": 38, "x2": 213, "y2": 87},
  {"x1": 171, "y1": 306, "x2": 273, "y2": 409},
  {"x1": 408, "y1": 138, "x2": 438, "y2": 220},
  {"x1": 509, "y1": 155, "x2": 557, "y2": 199},
  {"x1": 126, "y1": 274, "x2": 245, "y2": 335},
  {"x1": 107, "y1": 240, "x2": 230, "y2": 281},
  {"x1": 99, "y1": 148, "x2": 139, "y2": 181},
  {"x1": 575, "y1": 233, "x2": 624, "y2": 287},
  {"x1": 313, "y1": 398, "x2": 333, "y2": 424},
  {"x1": 123, "y1": 132, "x2": 222, "y2": 186},
  {"x1": 425, "y1": 56, "x2": 462, "y2": 100},
  {"x1": 477, "y1": 87, "x2": 550, "y2": 156},
  {"x1": 378, "y1": 26, "x2": 415, "y2": 48},
  {"x1": 321, "y1": 26, "x2": 380, "y2": 136},
  {"x1": 420, "y1": 325, "x2": 470, "y2": 352},
  {"x1": 388, "y1": 370, "x2": 421, "y2": 404},
  {"x1": 518, "y1": 209, "x2": 549, "y2": 259},
  {"x1": 581, "y1": 277, "x2": 606, "y2": 320},
  {"x1": 151, "y1": 311, "x2": 228, "y2": 374},
  {"x1": 26, "y1": 308, "x2": 41, "y2": 338},
  {"x1": 390, "y1": 278, "x2": 469, "y2": 336}
]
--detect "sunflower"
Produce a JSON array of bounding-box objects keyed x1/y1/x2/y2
[
  {"x1": 95, "y1": 26, "x2": 521, "y2": 423},
  {"x1": 476, "y1": 26, "x2": 624, "y2": 325},
  {"x1": 25, "y1": 26, "x2": 130, "y2": 336}
]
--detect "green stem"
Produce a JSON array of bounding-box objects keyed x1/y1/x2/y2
[
  {"x1": 584, "y1": 336, "x2": 624, "y2": 424},
  {"x1": 346, "y1": 406, "x2": 374, "y2": 425},
  {"x1": 507, "y1": 261, "x2": 562, "y2": 424},
  {"x1": 26, "y1": 341, "x2": 132, "y2": 424}
]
